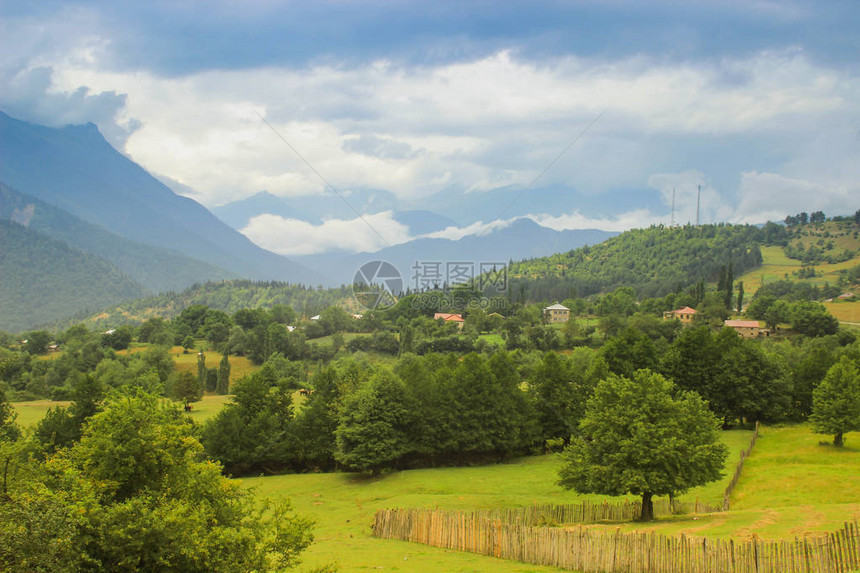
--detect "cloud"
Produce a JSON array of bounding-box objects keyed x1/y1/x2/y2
[
  {"x1": 2, "y1": 2, "x2": 859, "y2": 232},
  {"x1": 28, "y1": 47, "x2": 854, "y2": 213},
  {"x1": 420, "y1": 219, "x2": 515, "y2": 241},
  {"x1": 732, "y1": 171, "x2": 856, "y2": 224},
  {"x1": 529, "y1": 209, "x2": 664, "y2": 232},
  {"x1": 0, "y1": 66, "x2": 138, "y2": 147},
  {"x1": 342, "y1": 135, "x2": 421, "y2": 160},
  {"x1": 647, "y1": 170, "x2": 735, "y2": 226},
  {"x1": 240, "y1": 210, "x2": 412, "y2": 256}
]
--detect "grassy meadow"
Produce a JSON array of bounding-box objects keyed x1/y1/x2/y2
[
  {"x1": 12, "y1": 393, "x2": 232, "y2": 428},
  {"x1": 589, "y1": 425, "x2": 860, "y2": 541},
  {"x1": 737, "y1": 233, "x2": 859, "y2": 297},
  {"x1": 11, "y1": 399, "x2": 72, "y2": 428},
  {"x1": 166, "y1": 345, "x2": 258, "y2": 380},
  {"x1": 240, "y1": 430, "x2": 758, "y2": 573},
  {"x1": 824, "y1": 300, "x2": 860, "y2": 324}
]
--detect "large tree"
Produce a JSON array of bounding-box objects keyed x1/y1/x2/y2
[
  {"x1": 0, "y1": 391, "x2": 313, "y2": 571},
  {"x1": 810, "y1": 357, "x2": 860, "y2": 447},
  {"x1": 530, "y1": 352, "x2": 585, "y2": 444},
  {"x1": 171, "y1": 371, "x2": 201, "y2": 408},
  {"x1": 558, "y1": 370, "x2": 727, "y2": 521},
  {"x1": 335, "y1": 369, "x2": 411, "y2": 475},
  {"x1": 201, "y1": 369, "x2": 296, "y2": 474}
]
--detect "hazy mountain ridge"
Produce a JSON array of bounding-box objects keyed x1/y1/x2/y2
[
  {"x1": 0, "y1": 218, "x2": 148, "y2": 332},
  {"x1": 0, "y1": 111, "x2": 326, "y2": 286},
  {"x1": 0, "y1": 183, "x2": 238, "y2": 293},
  {"x1": 293, "y1": 218, "x2": 617, "y2": 285}
]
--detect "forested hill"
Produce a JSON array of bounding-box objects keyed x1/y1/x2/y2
[
  {"x1": 0, "y1": 183, "x2": 237, "y2": 293},
  {"x1": 71, "y1": 280, "x2": 354, "y2": 330},
  {"x1": 508, "y1": 223, "x2": 767, "y2": 301},
  {"x1": 0, "y1": 219, "x2": 147, "y2": 332}
]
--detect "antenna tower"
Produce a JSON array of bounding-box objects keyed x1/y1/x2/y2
[
  {"x1": 671, "y1": 187, "x2": 675, "y2": 227},
  {"x1": 696, "y1": 184, "x2": 701, "y2": 226}
]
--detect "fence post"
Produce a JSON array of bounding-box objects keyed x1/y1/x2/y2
[{"x1": 753, "y1": 534, "x2": 760, "y2": 573}]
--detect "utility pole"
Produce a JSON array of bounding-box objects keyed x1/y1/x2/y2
[
  {"x1": 671, "y1": 187, "x2": 675, "y2": 227},
  {"x1": 696, "y1": 184, "x2": 701, "y2": 226}
]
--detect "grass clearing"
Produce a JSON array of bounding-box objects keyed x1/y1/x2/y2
[
  {"x1": 240, "y1": 431, "x2": 751, "y2": 572},
  {"x1": 738, "y1": 240, "x2": 860, "y2": 296},
  {"x1": 308, "y1": 332, "x2": 371, "y2": 346},
  {"x1": 824, "y1": 300, "x2": 860, "y2": 323},
  {"x1": 589, "y1": 424, "x2": 860, "y2": 541},
  {"x1": 11, "y1": 399, "x2": 71, "y2": 428},
  {"x1": 479, "y1": 333, "x2": 505, "y2": 346},
  {"x1": 181, "y1": 394, "x2": 233, "y2": 424},
  {"x1": 168, "y1": 346, "x2": 258, "y2": 380},
  {"x1": 11, "y1": 394, "x2": 232, "y2": 428}
]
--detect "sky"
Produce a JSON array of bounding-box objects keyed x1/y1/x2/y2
[{"x1": 1, "y1": 0, "x2": 858, "y2": 255}]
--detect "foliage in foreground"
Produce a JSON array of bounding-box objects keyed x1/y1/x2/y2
[
  {"x1": 0, "y1": 391, "x2": 313, "y2": 572},
  {"x1": 810, "y1": 357, "x2": 860, "y2": 447},
  {"x1": 558, "y1": 369, "x2": 728, "y2": 521}
]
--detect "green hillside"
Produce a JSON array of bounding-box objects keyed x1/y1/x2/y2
[
  {"x1": 507, "y1": 223, "x2": 767, "y2": 301},
  {"x1": 0, "y1": 183, "x2": 238, "y2": 293},
  {"x1": 74, "y1": 279, "x2": 354, "y2": 329},
  {"x1": 0, "y1": 218, "x2": 147, "y2": 332},
  {"x1": 736, "y1": 218, "x2": 860, "y2": 291}
]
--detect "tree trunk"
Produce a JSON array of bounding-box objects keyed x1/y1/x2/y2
[
  {"x1": 834, "y1": 432, "x2": 844, "y2": 447},
  {"x1": 639, "y1": 491, "x2": 654, "y2": 521}
]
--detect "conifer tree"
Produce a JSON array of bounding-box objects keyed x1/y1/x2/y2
[
  {"x1": 197, "y1": 350, "x2": 206, "y2": 398},
  {"x1": 217, "y1": 352, "x2": 231, "y2": 395}
]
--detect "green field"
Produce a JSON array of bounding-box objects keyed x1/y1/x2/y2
[
  {"x1": 824, "y1": 300, "x2": 860, "y2": 324},
  {"x1": 164, "y1": 345, "x2": 259, "y2": 380},
  {"x1": 11, "y1": 399, "x2": 72, "y2": 428},
  {"x1": 738, "y1": 243, "x2": 859, "y2": 296},
  {"x1": 591, "y1": 425, "x2": 860, "y2": 541},
  {"x1": 240, "y1": 430, "x2": 755, "y2": 572},
  {"x1": 12, "y1": 394, "x2": 232, "y2": 428},
  {"x1": 478, "y1": 333, "x2": 505, "y2": 346}
]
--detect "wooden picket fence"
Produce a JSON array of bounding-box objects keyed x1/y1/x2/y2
[
  {"x1": 470, "y1": 498, "x2": 720, "y2": 526},
  {"x1": 723, "y1": 421, "x2": 760, "y2": 511},
  {"x1": 373, "y1": 508, "x2": 860, "y2": 573}
]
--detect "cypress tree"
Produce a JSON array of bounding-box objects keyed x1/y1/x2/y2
[
  {"x1": 197, "y1": 350, "x2": 206, "y2": 398},
  {"x1": 724, "y1": 263, "x2": 734, "y2": 309},
  {"x1": 217, "y1": 352, "x2": 231, "y2": 395}
]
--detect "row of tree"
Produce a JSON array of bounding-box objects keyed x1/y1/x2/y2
[{"x1": 197, "y1": 318, "x2": 860, "y2": 476}]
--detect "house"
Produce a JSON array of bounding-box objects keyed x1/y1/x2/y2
[
  {"x1": 663, "y1": 307, "x2": 697, "y2": 324},
  {"x1": 310, "y1": 315, "x2": 320, "y2": 321},
  {"x1": 544, "y1": 302, "x2": 570, "y2": 324},
  {"x1": 724, "y1": 319, "x2": 767, "y2": 339},
  {"x1": 286, "y1": 325, "x2": 296, "y2": 332},
  {"x1": 434, "y1": 312, "x2": 465, "y2": 329}
]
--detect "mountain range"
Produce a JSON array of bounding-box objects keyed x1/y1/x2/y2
[
  {"x1": 0, "y1": 111, "x2": 324, "y2": 285},
  {"x1": 0, "y1": 110, "x2": 622, "y2": 330},
  {"x1": 291, "y1": 218, "x2": 615, "y2": 285}
]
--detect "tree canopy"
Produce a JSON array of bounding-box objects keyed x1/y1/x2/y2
[
  {"x1": 0, "y1": 390, "x2": 314, "y2": 571},
  {"x1": 558, "y1": 369, "x2": 728, "y2": 521},
  {"x1": 810, "y1": 357, "x2": 860, "y2": 447}
]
